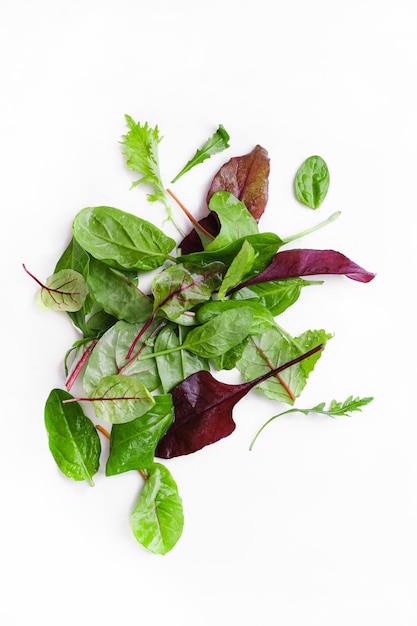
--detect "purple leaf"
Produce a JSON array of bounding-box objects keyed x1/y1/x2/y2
[
  {"x1": 155, "y1": 344, "x2": 323, "y2": 458},
  {"x1": 234, "y1": 249, "x2": 376, "y2": 291},
  {"x1": 178, "y1": 145, "x2": 270, "y2": 255},
  {"x1": 207, "y1": 145, "x2": 270, "y2": 222}
]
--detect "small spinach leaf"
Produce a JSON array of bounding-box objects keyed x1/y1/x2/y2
[
  {"x1": 294, "y1": 155, "x2": 330, "y2": 209},
  {"x1": 131, "y1": 463, "x2": 184, "y2": 555},
  {"x1": 44, "y1": 389, "x2": 101, "y2": 486}
]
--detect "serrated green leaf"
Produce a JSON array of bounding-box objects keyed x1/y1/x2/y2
[{"x1": 171, "y1": 124, "x2": 230, "y2": 183}]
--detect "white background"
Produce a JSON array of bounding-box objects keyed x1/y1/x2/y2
[{"x1": 2, "y1": 1, "x2": 416, "y2": 624}]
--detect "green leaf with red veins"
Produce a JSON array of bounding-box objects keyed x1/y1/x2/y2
[
  {"x1": 36, "y1": 269, "x2": 88, "y2": 312},
  {"x1": 236, "y1": 327, "x2": 331, "y2": 404},
  {"x1": 151, "y1": 261, "x2": 225, "y2": 321},
  {"x1": 84, "y1": 374, "x2": 155, "y2": 424},
  {"x1": 83, "y1": 320, "x2": 161, "y2": 396}
]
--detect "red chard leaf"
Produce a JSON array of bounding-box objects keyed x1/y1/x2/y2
[
  {"x1": 234, "y1": 249, "x2": 376, "y2": 291},
  {"x1": 155, "y1": 344, "x2": 323, "y2": 459},
  {"x1": 207, "y1": 145, "x2": 270, "y2": 223},
  {"x1": 179, "y1": 145, "x2": 270, "y2": 255}
]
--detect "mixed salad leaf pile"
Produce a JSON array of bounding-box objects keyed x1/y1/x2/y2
[{"x1": 24, "y1": 117, "x2": 375, "y2": 554}]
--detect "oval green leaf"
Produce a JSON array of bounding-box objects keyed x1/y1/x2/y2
[
  {"x1": 131, "y1": 463, "x2": 184, "y2": 555},
  {"x1": 36, "y1": 269, "x2": 88, "y2": 312},
  {"x1": 72, "y1": 206, "x2": 176, "y2": 271},
  {"x1": 90, "y1": 375, "x2": 155, "y2": 424},
  {"x1": 294, "y1": 155, "x2": 330, "y2": 209}
]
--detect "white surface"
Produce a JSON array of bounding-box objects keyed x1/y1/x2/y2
[{"x1": 2, "y1": 1, "x2": 416, "y2": 624}]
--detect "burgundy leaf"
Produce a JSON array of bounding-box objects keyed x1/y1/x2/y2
[
  {"x1": 155, "y1": 344, "x2": 323, "y2": 458},
  {"x1": 178, "y1": 145, "x2": 270, "y2": 255},
  {"x1": 178, "y1": 215, "x2": 219, "y2": 255},
  {"x1": 233, "y1": 249, "x2": 376, "y2": 291},
  {"x1": 207, "y1": 145, "x2": 270, "y2": 223}
]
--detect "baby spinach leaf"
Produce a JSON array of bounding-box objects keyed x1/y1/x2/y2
[
  {"x1": 231, "y1": 277, "x2": 319, "y2": 315},
  {"x1": 171, "y1": 124, "x2": 230, "y2": 183},
  {"x1": 196, "y1": 300, "x2": 275, "y2": 335},
  {"x1": 72, "y1": 375, "x2": 155, "y2": 424},
  {"x1": 180, "y1": 307, "x2": 254, "y2": 358},
  {"x1": 44, "y1": 388, "x2": 101, "y2": 486},
  {"x1": 236, "y1": 327, "x2": 331, "y2": 403},
  {"x1": 131, "y1": 463, "x2": 184, "y2": 555},
  {"x1": 106, "y1": 395, "x2": 174, "y2": 475},
  {"x1": 83, "y1": 320, "x2": 160, "y2": 396},
  {"x1": 24, "y1": 265, "x2": 88, "y2": 312},
  {"x1": 156, "y1": 344, "x2": 323, "y2": 458},
  {"x1": 179, "y1": 232, "x2": 283, "y2": 275},
  {"x1": 207, "y1": 144, "x2": 270, "y2": 222},
  {"x1": 154, "y1": 324, "x2": 209, "y2": 393},
  {"x1": 72, "y1": 206, "x2": 176, "y2": 271},
  {"x1": 294, "y1": 155, "x2": 330, "y2": 209},
  {"x1": 87, "y1": 257, "x2": 153, "y2": 323},
  {"x1": 204, "y1": 191, "x2": 259, "y2": 252},
  {"x1": 217, "y1": 239, "x2": 256, "y2": 300}
]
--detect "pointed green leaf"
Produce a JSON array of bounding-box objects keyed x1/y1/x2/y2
[
  {"x1": 44, "y1": 389, "x2": 101, "y2": 485},
  {"x1": 106, "y1": 395, "x2": 174, "y2": 475},
  {"x1": 171, "y1": 124, "x2": 230, "y2": 183}
]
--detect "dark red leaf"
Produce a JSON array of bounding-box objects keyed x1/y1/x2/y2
[
  {"x1": 155, "y1": 344, "x2": 323, "y2": 458},
  {"x1": 233, "y1": 249, "x2": 376, "y2": 291},
  {"x1": 178, "y1": 145, "x2": 270, "y2": 255},
  {"x1": 207, "y1": 145, "x2": 270, "y2": 222},
  {"x1": 178, "y1": 214, "x2": 219, "y2": 255}
]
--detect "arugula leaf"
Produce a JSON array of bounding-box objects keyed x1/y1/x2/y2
[
  {"x1": 44, "y1": 389, "x2": 101, "y2": 486},
  {"x1": 171, "y1": 124, "x2": 230, "y2": 183},
  {"x1": 250, "y1": 396, "x2": 374, "y2": 449}
]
